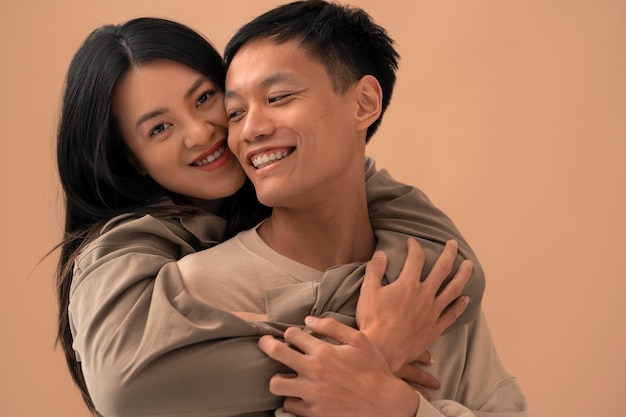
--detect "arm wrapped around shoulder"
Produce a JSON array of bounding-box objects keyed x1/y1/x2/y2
[
  {"x1": 69, "y1": 215, "x2": 287, "y2": 416},
  {"x1": 364, "y1": 157, "x2": 486, "y2": 330}
]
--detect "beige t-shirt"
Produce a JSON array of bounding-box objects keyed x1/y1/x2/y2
[{"x1": 177, "y1": 223, "x2": 322, "y2": 314}]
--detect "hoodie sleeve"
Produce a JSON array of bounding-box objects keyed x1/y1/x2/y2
[{"x1": 69, "y1": 214, "x2": 285, "y2": 417}]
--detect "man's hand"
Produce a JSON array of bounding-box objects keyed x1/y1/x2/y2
[
  {"x1": 356, "y1": 238, "x2": 472, "y2": 373},
  {"x1": 259, "y1": 317, "x2": 420, "y2": 417}
]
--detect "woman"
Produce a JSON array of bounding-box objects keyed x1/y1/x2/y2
[
  {"x1": 56, "y1": 17, "x2": 484, "y2": 416},
  {"x1": 56, "y1": 17, "x2": 270, "y2": 414}
]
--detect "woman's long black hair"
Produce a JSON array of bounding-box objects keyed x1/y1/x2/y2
[{"x1": 55, "y1": 17, "x2": 269, "y2": 415}]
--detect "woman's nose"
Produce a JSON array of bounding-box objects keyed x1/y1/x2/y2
[{"x1": 183, "y1": 116, "x2": 215, "y2": 148}]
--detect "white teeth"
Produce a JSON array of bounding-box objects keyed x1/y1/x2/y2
[
  {"x1": 193, "y1": 145, "x2": 225, "y2": 166},
  {"x1": 251, "y1": 150, "x2": 291, "y2": 169}
]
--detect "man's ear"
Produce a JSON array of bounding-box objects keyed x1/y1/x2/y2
[{"x1": 355, "y1": 75, "x2": 383, "y2": 130}]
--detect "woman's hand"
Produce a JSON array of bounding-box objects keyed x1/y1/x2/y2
[
  {"x1": 397, "y1": 352, "x2": 441, "y2": 401},
  {"x1": 259, "y1": 316, "x2": 420, "y2": 417},
  {"x1": 398, "y1": 359, "x2": 439, "y2": 401},
  {"x1": 356, "y1": 238, "x2": 473, "y2": 373}
]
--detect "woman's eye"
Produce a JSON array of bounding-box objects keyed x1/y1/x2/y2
[
  {"x1": 149, "y1": 123, "x2": 170, "y2": 137},
  {"x1": 197, "y1": 91, "x2": 214, "y2": 106}
]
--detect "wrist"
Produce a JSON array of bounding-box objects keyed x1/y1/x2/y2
[
  {"x1": 360, "y1": 327, "x2": 405, "y2": 374},
  {"x1": 390, "y1": 377, "x2": 420, "y2": 417}
]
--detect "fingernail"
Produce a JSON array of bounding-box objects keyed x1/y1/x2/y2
[
  {"x1": 448, "y1": 239, "x2": 458, "y2": 248},
  {"x1": 304, "y1": 316, "x2": 317, "y2": 326},
  {"x1": 429, "y1": 355, "x2": 436, "y2": 365},
  {"x1": 431, "y1": 379, "x2": 441, "y2": 390},
  {"x1": 464, "y1": 259, "x2": 473, "y2": 269},
  {"x1": 461, "y1": 296, "x2": 470, "y2": 305},
  {"x1": 372, "y1": 251, "x2": 386, "y2": 259}
]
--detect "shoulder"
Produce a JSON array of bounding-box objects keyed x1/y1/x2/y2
[
  {"x1": 76, "y1": 211, "x2": 225, "y2": 274},
  {"x1": 177, "y1": 227, "x2": 253, "y2": 271}
]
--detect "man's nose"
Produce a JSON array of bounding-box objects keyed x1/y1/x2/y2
[{"x1": 240, "y1": 105, "x2": 276, "y2": 143}]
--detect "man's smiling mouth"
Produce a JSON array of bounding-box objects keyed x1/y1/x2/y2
[{"x1": 250, "y1": 148, "x2": 295, "y2": 169}]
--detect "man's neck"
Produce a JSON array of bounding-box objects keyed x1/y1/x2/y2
[{"x1": 258, "y1": 190, "x2": 375, "y2": 272}]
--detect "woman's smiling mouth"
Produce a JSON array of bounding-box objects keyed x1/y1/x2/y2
[{"x1": 191, "y1": 143, "x2": 227, "y2": 167}]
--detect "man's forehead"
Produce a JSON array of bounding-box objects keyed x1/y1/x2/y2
[
  {"x1": 225, "y1": 40, "x2": 312, "y2": 96},
  {"x1": 224, "y1": 71, "x2": 300, "y2": 100},
  {"x1": 226, "y1": 38, "x2": 311, "y2": 74}
]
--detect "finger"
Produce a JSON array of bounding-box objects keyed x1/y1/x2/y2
[
  {"x1": 304, "y1": 316, "x2": 364, "y2": 347},
  {"x1": 362, "y1": 251, "x2": 388, "y2": 291},
  {"x1": 437, "y1": 295, "x2": 470, "y2": 330},
  {"x1": 283, "y1": 397, "x2": 307, "y2": 417},
  {"x1": 436, "y1": 259, "x2": 473, "y2": 307},
  {"x1": 397, "y1": 238, "x2": 426, "y2": 286},
  {"x1": 268, "y1": 373, "x2": 304, "y2": 398},
  {"x1": 275, "y1": 405, "x2": 299, "y2": 417},
  {"x1": 423, "y1": 240, "x2": 459, "y2": 291},
  {"x1": 414, "y1": 350, "x2": 436, "y2": 366},
  {"x1": 274, "y1": 373, "x2": 297, "y2": 379},
  {"x1": 280, "y1": 324, "x2": 341, "y2": 360},
  {"x1": 398, "y1": 363, "x2": 441, "y2": 390},
  {"x1": 258, "y1": 334, "x2": 304, "y2": 371},
  {"x1": 416, "y1": 387, "x2": 433, "y2": 402}
]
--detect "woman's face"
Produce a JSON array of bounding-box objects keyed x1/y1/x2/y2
[{"x1": 113, "y1": 59, "x2": 246, "y2": 200}]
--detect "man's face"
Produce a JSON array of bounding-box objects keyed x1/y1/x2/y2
[{"x1": 225, "y1": 39, "x2": 366, "y2": 210}]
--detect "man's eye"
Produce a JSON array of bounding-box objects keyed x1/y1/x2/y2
[
  {"x1": 149, "y1": 123, "x2": 170, "y2": 136},
  {"x1": 227, "y1": 110, "x2": 244, "y2": 121},
  {"x1": 268, "y1": 93, "x2": 292, "y2": 104}
]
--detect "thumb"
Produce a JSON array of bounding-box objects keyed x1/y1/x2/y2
[{"x1": 363, "y1": 250, "x2": 388, "y2": 291}]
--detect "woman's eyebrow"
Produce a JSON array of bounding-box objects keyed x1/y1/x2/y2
[
  {"x1": 135, "y1": 76, "x2": 210, "y2": 129},
  {"x1": 135, "y1": 108, "x2": 167, "y2": 129},
  {"x1": 184, "y1": 76, "x2": 211, "y2": 100}
]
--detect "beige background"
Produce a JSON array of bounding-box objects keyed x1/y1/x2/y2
[{"x1": 1, "y1": 0, "x2": 624, "y2": 416}]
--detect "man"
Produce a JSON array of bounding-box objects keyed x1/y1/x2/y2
[{"x1": 179, "y1": 1, "x2": 528, "y2": 416}]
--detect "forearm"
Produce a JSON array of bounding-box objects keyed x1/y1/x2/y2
[
  {"x1": 73, "y1": 253, "x2": 286, "y2": 416},
  {"x1": 89, "y1": 336, "x2": 284, "y2": 417}
]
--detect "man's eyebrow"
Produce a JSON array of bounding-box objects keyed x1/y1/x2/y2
[
  {"x1": 225, "y1": 72, "x2": 298, "y2": 101},
  {"x1": 135, "y1": 76, "x2": 210, "y2": 129}
]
